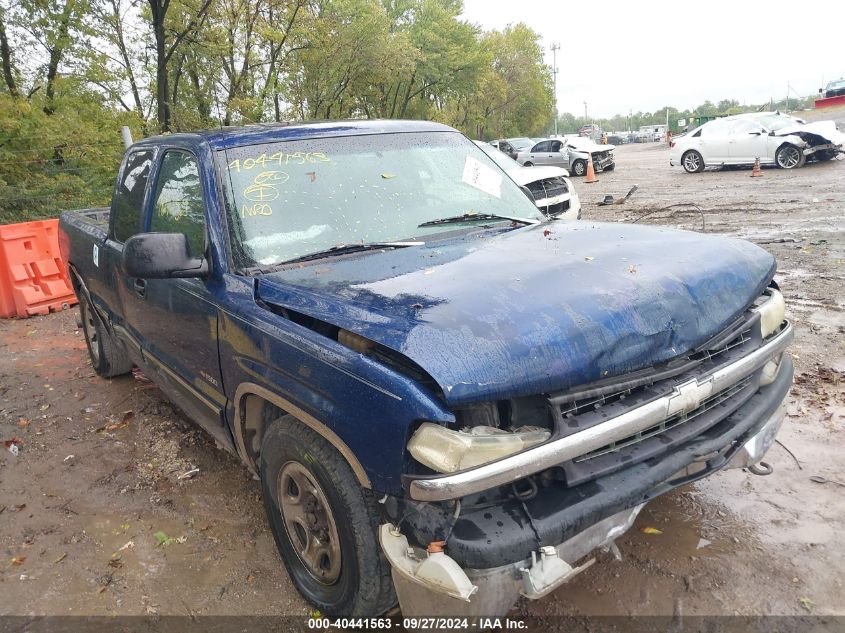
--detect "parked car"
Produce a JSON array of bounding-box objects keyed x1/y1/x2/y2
[
  {"x1": 490, "y1": 137, "x2": 533, "y2": 159},
  {"x1": 670, "y1": 112, "x2": 845, "y2": 173},
  {"x1": 474, "y1": 140, "x2": 580, "y2": 221},
  {"x1": 60, "y1": 119, "x2": 792, "y2": 619},
  {"x1": 516, "y1": 137, "x2": 615, "y2": 176}
]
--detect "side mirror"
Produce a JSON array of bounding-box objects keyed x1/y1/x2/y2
[
  {"x1": 819, "y1": 88, "x2": 823, "y2": 94},
  {"x1": 123, "y1": 232, "x2": 208, "y2": 279}
]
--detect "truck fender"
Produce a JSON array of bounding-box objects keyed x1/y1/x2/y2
[{"x1": 232, "y1": 382, "x2": 372, "y2": 489}]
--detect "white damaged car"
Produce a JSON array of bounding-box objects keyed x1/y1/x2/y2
[
  {"x1": 474, "y1": 141, "x2": 581, "y2": 221},
  {"x1": 670, "y1": 112, "x2": 845, "y2": 172}
]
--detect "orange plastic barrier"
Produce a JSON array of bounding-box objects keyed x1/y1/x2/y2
[{"x1": 0, "y1": 219, "x2": 77, "y2": 318}]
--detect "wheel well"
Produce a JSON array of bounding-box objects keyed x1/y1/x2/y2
[
  {"x1": 234, "y1": 387, "x2": 372, "y2": 488},
  {"x1": 240, "y1": 392, "x2": 286, "y2": 470}
]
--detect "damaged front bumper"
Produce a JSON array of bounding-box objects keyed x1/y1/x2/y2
[
  {"x1": 381, "y1": 334, "x2": 793, "y2": 617},
  {"x1": 380, "y1": 503, "x2": 643, "y2": 617}
]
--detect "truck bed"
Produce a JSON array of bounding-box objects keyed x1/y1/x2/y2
[{"x1": 65, "y1": 207, "x2": 110, "y2": 230}]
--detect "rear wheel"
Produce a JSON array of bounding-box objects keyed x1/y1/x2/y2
[
  {"x1": 682, "y1": 150, "x2": 704, "y2": 173},
  {"x1": 572, "y1": 159, "x2": 587, "y2": 176},
  {"x1": 79, "y1": 294, "x2": 132, "y2": 378},
  {"x1": 776, "y1": 144, "x2": 805, "y2": 169},
  {"x1": 260, "y1": 416, "x2": 395, "y2": 616}
]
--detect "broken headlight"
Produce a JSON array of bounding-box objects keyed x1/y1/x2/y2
[
  {"x1": 752, "y1": 288, "x2": 787, "y2": 386},
  {"x1": 408, "y1": 423, "x2": 550, "y2": 473},
  {"x1": 752, "y1": 288, "x2": 785, "y2": 339}
]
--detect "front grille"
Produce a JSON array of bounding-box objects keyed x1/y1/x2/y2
[
  {"x1": 542, "y1": 199, "x2": 570, "y2": 216},
  {"x1": 545, "y1": 312, "x2": 763, "y2": 485},
  {"x1": 526, "y1": 177, "x2": 568, "y2": 201},
  {"x1": 554, "y1": 322, "x2": 754, "y2": 422},
  {"x1": 573, "y1": 375, "x2": 753, "y2": 463}
]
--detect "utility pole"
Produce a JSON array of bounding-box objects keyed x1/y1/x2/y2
[
  {"x1": 550, "y1": 43, "x2": 560, "y2": 136},
  {"x1": 583, "y1": 101, "x2": 588, "y2": 122}
]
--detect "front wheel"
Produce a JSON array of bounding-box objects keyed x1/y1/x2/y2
[
  {"x1": 523, "y1": 161, "x2": 534, "y2": 167},
  {"x1": 260, "y1": 416, "x2": 396, "y2": 616},
  {"x1": 682, "y1": 150, "x2": 704, "y2": 173},
  {"x1": 572, "y1": 159, "x2": 587, "y2": 176},
  {"x1": 776, "y1": 144, "x2": 805, "y2": 169}
]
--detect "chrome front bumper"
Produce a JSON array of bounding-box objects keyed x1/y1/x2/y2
[
  {"x1": 385, "y1": 399, "x2": 789, "y2": 618},
  {"x1": 408, "y1": 322, "x2": 794, "y2": 502}
]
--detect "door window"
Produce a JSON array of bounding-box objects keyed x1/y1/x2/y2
[
  {"x1": 112, "y1": 150, "x2": 154, "y2": 242},
  {"x1": 533, "y1": 141, "x2": 551, "y2": 152},
  {"x1": 150, "y1": 151, "x2": 206, "y2": 257}
]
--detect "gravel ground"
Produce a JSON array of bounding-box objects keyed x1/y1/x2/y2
[{"x1": 1, "y1": 122, "x2": 843, "y2": 625}]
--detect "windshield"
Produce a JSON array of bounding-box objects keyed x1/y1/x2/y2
[
  {"x1": 220, "y1": 131, "x2": 543, "y2": 267},
  {"x1": 826, "y1": 79, "x2": 845, "y2": 90},
  {"x1": 474, "y1": 141, "x2": 520, "y2": 170},
  {"x1": 755, "y1": 113, "x2": 802, "y2": 131}
]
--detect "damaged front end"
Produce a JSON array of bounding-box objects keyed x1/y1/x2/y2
[
  {"x1": 379, "y1": 288, "x2": 793, "y2": 617},
  {"x1": 776, "y1": 120, "x2": 845, "y2": 160}
]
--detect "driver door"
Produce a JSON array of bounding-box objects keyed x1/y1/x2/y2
[
  {"x1": 125, "y1": 149, "x2": 229, "y2": 444},
  {"x1": 728, "y1": 119, "x2": 771, "y2": 163}
]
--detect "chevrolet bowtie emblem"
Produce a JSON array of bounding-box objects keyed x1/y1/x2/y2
[{"x1": 666, "y1": 377, "x2": 715, "y2": 417}]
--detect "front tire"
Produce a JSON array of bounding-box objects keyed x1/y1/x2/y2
[
  {"x1": 572, "y1": 159, "x2": 587, "y2": 176},
  {"x1": 260, "y1": 416, "x2": 396, "y2": 616},
  {"x1": 776, "y1": 144, "x2": 805, "y2": 169},
  {"x1": 523, "y1": 161, "x2": 534, "y2": 167},
  {"x1": 79, "y1": 294, "x2": 132, "y2": 377},
  {"x1": 682, "y1": 150, "x2": 704, "y2": 173}
]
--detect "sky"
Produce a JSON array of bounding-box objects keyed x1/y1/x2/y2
[{"x1": 460, "y1": 0, "x2": 845, "y2": 119}]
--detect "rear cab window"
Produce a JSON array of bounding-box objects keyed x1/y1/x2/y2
[{"x1": 112, "y1": 150, "x2": 155, "y2": 242}]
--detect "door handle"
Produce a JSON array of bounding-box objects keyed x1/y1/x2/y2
[{"x1": 133, "y1": 278, "x2": 147, "y2": 298}]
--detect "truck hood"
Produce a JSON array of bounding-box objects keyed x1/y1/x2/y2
[{"x1": 256, "y1": 222, "x2": 775, "y2": 405}]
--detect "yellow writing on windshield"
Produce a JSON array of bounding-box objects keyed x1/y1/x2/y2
[
  {"x1": 229, "y1": 152, "x2": 329, "y2": 172},
  {"x1": 241, "y1": 203, "x2": 273, "y2": 218},
  {"x1": 243, "y1": 170, "x2": 289, "y2": 202}
]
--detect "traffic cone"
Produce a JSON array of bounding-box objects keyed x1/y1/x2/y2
[
  {"x1": 751, "y1": 157, "x2": 762, "y2": 177},
  {"x1": 584, "y1": 152, "x2": 598, "y2": 183}
]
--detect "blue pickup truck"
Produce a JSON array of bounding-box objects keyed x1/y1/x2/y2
[{"x1": 59, "y1": 120, "x2": 793, "y2": 617}]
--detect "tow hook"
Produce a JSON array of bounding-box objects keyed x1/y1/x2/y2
[
  {"x1": 748, "y1": 461, "x2": 773, "y2": 476},
  {"x1": 519, "y1": 546, "x2": 594, "y2": 600}
]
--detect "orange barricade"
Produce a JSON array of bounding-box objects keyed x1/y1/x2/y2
[{"x1": 0, "y1": 219, "x2": 77, "y2": 318}]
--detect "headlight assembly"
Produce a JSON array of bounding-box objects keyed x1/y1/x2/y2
[
  {"x1": 408, "y1": 423, "x2": 550, "y2": 474},
  {"x1": 752, "y1": 288, "x2": 786, "y2": 339}
]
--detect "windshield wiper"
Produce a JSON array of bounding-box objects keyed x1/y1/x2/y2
[
  {"x1": 245, "y1": 241, "x2": 425, "y2": 273},
  {"x1": 417, "y1": 212, "x2": 540, "y2": 228}
]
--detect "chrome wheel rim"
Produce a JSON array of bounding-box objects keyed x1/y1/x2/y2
[
  {"x1": 81, "y1": 301, "x2": 100, "y2": 364},
  {"x1": 278, "y1": 461, "x2": 342, "y2": 584},
  {"x1": 683, "y1": 152, "x2": 701, "y2": 172},
  {"x1": 778, "y1": 146, "x2": 800, "y2": 168},
  {"x1": 574, "y1": 161, "x2": 585, "y2": 175}
]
